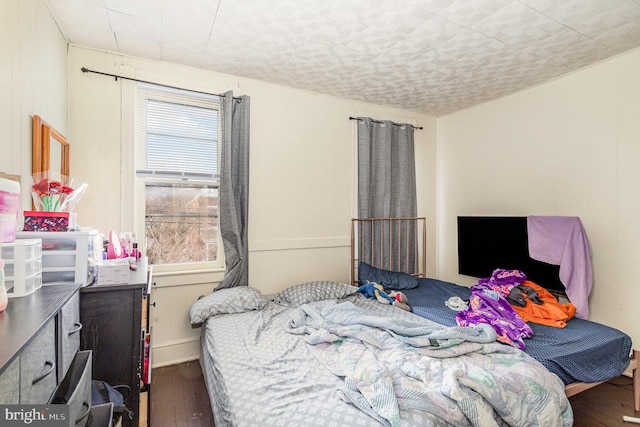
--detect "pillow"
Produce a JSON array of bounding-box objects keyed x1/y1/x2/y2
[
  {"x1": 273, "y1": 281, "x2": 357, "y2": 306},
  {"x1": 189, "y1": 286, "x2": 267, "y2": 324},
  {"x1": 358, "y1": 261, "x2": 419, "y2": 290}
]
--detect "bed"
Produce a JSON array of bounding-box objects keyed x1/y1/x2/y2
[
  {"x1": 190, "y1": 216, "x2": 636, "y2": 425},
  {"x1": 191, "y1": 282, "x2": 573, "y2": 426},
  {"x1": 350, "y1": 217, "x2": 639, "y2": 412}
]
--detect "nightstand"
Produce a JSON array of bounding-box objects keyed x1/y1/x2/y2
[{"x1": 80, "y1": 258, "x2": 151, "y2": 427}]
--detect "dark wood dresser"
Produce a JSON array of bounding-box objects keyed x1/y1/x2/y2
[
  {"x1": 79, "y1": 258, "x2": 151, "y2": 427},
  {"x1": 0, "y1": 284, "x2": 82, "y2": 403}
]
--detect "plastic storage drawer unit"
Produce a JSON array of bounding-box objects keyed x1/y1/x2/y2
[
  {"x1": 1, "y1": 238, "x2": 43, "y2": 298},
  {"x1": 16, "y1": 229, "x2": 101, "y2": 286}
]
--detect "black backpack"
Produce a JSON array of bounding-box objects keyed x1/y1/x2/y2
[{"x1": 91, "y1": 380, "x2": 134, "y2": 421}]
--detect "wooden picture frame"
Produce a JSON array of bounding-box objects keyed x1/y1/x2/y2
[{"x1": 32, "y1": 115, "x2": 70, "y2": 182}]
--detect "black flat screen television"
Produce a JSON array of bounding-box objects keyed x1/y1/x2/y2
[{"x1": 457, "y1": 216, "x2": 565, "y2": 295}]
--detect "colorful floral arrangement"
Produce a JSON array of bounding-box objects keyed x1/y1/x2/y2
[{"x1": 31, "y1": 176, "x2": 87, "y2": 212}]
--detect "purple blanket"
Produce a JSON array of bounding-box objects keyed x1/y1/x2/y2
[
  {"x1": 456, "y1": 269, "x2": 533, "y2": 349},
  {"x1": 527, "y1": 216, "x2": 592, "y2": 319}
]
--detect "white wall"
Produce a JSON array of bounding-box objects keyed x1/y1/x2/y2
[
  {"x1": 437, "y1": 48, "x2": 640, "y2": 347},
  {"x1": 0, "y1": 0, "x2": 67, "y2": 203},
  {"x1": 68, "y1": 46, "x2": 437, "y2": 366}
]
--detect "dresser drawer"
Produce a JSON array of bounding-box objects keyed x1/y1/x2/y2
[
  {"x1": 20, "y1": 319, "x2": 57, "y2": 403},
  {"x1": 61, "y1": 292, "x2": 82, "y2": 377},
  {"x1": 50, "y1": 350, "x2": 92, "y2": 427},
  {"x1": 0, "y1": 357, "x2": 20, "y2": 404}
]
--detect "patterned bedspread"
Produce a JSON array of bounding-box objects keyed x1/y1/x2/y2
[
  {"x1": 287, "y1": 301, "x2": 573, "y2": 427},
  {"x1": 199, "y1": 290, "x2": 575, "y2": 426}
]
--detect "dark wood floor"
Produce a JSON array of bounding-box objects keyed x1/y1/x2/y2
[
  {"x1": 150, "y1": 361, "x2": 215, "y2": 427},
  {"x1": 569, "y1": 375, "x2": 638, "y2": 426},
  {"x1": 150, "y1": 361, "x2": 638, "y2": 426}
]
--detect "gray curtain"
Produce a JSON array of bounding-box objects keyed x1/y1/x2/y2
[
  {"x1": 357, "y1": 117, "x2": 416, "y2": 217},
  {"x1": 217, "y1": 91, "x2": 250, "y2": 289},
  {"x1": 357, "y1": 117, "x2": 417, "y2": 271}
]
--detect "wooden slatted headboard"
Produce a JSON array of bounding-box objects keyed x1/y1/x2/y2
[{"x1": 350, "y1": 217, "x2": 426, "y2": 285}]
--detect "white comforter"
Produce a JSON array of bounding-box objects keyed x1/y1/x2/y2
[{"x1": 288, "y1": 301, "x2": 573, "y2": 427}]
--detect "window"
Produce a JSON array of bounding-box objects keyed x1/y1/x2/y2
[{"x1": 135, "y1": 83, "x2": 222, "y2": 267}]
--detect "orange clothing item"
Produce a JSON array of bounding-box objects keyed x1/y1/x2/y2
[{"x1": 511, "y1": 281, "x2": 577, "y2": 328}]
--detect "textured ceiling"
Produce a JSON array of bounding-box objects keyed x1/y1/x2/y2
[{"x1": 47, "y1": 0, "x2": 640, "y2": 116}]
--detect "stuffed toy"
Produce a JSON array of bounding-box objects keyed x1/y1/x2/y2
[{"x1": 358, "y1": 280, "x2": 411, "y2": 311}]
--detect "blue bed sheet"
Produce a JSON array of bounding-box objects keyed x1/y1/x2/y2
[{"x1": 403, "y1": 278, "x2": 633, "y2": 385}]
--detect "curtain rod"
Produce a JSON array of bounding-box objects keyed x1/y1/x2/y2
[
  {"x1": 80, "y1": 66, "x2": 237, "y2": 99},
  {"x1": 349, "y1": 116, "x2": 423, "y2": 130}
]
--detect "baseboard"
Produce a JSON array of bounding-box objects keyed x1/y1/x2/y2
[{"x1": 151, "y1": 337, "x2": 200, "y2": 368}]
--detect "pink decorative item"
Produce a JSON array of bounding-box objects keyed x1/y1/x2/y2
[
  {"x1": 23, "y1": 211, "x2": 70, "y2": 232},
  {"x1": 107, "y1": 231, "x2": 123, "y2": 259},
  {"x1": 0, "y1": 178, "x2": 20, "y2": 243}
]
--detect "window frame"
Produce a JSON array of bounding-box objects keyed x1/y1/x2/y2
[{"x1": 134, "y1": 82, "x2": 225, "y2": 272}]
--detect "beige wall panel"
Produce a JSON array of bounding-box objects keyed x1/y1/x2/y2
[
  {"x1": 249, "y1": 246, "x2": 352, "y2": 295},
  {"x1": 438, "y1": 48, "x2": 640, "y2": 347},
  {"x1": 0, "y1": 0, "x2": 67, "y2": 206},
  {"x1": 149, "y1": 278, "x2": 217, "y2": 367}
]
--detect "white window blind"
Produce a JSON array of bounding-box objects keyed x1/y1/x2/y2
[{"x1": 136, "y1": 83, "x2": 221, "y2": 181}]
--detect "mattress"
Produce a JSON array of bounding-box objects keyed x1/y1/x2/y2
[{"x1": 403, "y1": 278, "x2": 633, "y2": 385}]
